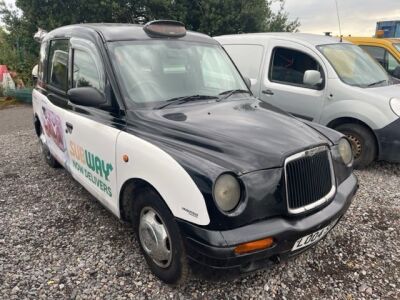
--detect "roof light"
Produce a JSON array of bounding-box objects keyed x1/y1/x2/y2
[{"x1": 143, "y1": 20, "x2": 186, "y2": 38}]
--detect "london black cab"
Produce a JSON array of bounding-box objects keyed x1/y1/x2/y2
[{"x1": 33, "y1": 20, "x2": 358, "y2": 284}]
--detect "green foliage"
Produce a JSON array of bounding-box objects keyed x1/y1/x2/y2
[{"x1": 0, "y1": 0, "x2": 299, "y2": 84}]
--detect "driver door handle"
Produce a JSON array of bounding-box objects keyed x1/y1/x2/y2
[
  {"x1": 65, "y1": 122, "x2": 73, "y2": 134},
  {"x1": 262, "y1": 89, "x2": 274, "y2": 95}
]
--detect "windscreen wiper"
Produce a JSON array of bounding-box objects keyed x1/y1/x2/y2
[
  {"x1": 217, "y1": 89, "x2": 251, "y2": 101},
  {"x1": 154, "y1": 95, "x2": 218, "y2": 109},
  {"x1": 367, "y1": 79, "x2": 387, "y2": 87}
]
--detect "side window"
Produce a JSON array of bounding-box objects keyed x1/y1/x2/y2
[
  {"x1": 359, "y1": 46, "x2": 385, "y2": 67},
  {"x1": 360, "y1": 45, "x2": 400, "y2": 74},
  {"x1": 269, "y1": 47, "x2": 323, "y2": 89},
  {"x1": 48, "y1": 39, "x2": 69, "y2": 91},
  {"x1": 72, "y1": 49, "x2": 104, "y2": 91},
  {"x1": 385, "y1": 51, "x2": 400, "y2": 74},
  {"x1": 37, "y1": 42, "x2": 47, "y2": 82},
  {"x1": 223, "y1": 44, "x2": 264, "y2": 80}
]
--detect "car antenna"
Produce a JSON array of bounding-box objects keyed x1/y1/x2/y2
[{"x1": 334, "y1": 0, "x2": 343, "y2": 42}]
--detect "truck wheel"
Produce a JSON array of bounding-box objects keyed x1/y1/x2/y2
[
  {"x1": 39, "y1": 133, "x2": 61, "y2": 168},
  {"x1": 335, "y1": 123, "x2": 376, "y2": 169},
  {"x1": 132, "y1": 188, "x2": 190, "y2": 285}
]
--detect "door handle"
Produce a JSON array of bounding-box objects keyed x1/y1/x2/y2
[
  {"x1": 262, "y1": 89, "x2": 274, "y2": 95},
  {"x1": 65, "y1": 122, "x2": 73, "y2": 134}
]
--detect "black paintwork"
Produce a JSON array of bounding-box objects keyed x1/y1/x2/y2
[
  {"x1": 178, "y1": 174, "x2": 358, "y2": 274},
  {"x1": 375, "y1": 118, "x2": 400, "y2": 163},
  {"x1": 124, "y1": 98, "x2": 351, "y2": 230},
  {"x1": 37, "y1": 23, "x2": 355, "y2": 233}
]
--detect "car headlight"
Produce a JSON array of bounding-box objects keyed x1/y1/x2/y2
[
  {"x1": 390, "y1": 98, "x2": 400, "y2": 117},
  {"x1": 213, "y1": 174, "x2": 241, "y2": 212},
  {"x1": 338, "y1": 138, "x2": 353, "y2": 166}
]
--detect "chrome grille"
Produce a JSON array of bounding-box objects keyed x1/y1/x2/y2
[{"x1": 284, "y1": 146, "x2": 336, "y2": 214}]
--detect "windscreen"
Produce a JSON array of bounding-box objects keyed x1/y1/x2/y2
[
  {"x1": 394, "y1": 43, "x2": 400, "y2": 52},
  {"x1": 108, "y1": 40, "x2": 247, "y2": 108},
  {"x1": 318, "y1": 43, "x2": 389, "y2": 87}
]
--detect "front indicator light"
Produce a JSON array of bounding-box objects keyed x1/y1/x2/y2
[{"x1": 234, "y1": 237, "x2": 274, "y2": 255}]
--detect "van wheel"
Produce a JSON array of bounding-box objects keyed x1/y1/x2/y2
[
  {"x1": 335, "y1": 123, "x2": 376, "y2": 169},
  {"x1": 39, "y1": 134, "x2": 61, "y2": 168},
  {"x1": 132, "y1": 188, "x2": 190, "y2": 285}
]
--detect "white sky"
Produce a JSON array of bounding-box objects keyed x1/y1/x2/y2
[
  {"x1": 280, "y1": 0, "x2": 400, "y2": 36},
  {"x1": 2, "y1": 0, "x2": 400, "y2": 36}
]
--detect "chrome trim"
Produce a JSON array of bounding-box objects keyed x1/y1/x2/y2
[{"x1": 284, "y1": 146, "x2": 336, "y2": 214}]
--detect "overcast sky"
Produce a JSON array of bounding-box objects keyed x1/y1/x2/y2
[
  {"x1": 280, "y1": 0, "x2": 400, "y2": 36},
  {"x1": 2, "y1": 0, "x2": 400, "y2": 36}
]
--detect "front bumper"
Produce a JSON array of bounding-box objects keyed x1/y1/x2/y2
[
  {"x1": 375, "y1": 118, "x2": 400, "y2": 163},
  {"x1": 177, "y1": 173, "x2": 358, "y2": 275}
]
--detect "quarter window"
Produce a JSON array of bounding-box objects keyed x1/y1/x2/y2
[
  {"x1": 48, "y1": 39, "x2": 69, "y2": 91},
  {"x1": 270, "y1": 47, "x2": 323, "y2": 89},
  {"x1": 72, "y1": 49, "x2": 104, "y2": 91},
  {"x1": 223, "y1": 44, "x2": 264, "y2": 80}
]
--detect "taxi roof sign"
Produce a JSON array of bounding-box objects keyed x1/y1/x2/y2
[{"x1": 143, "y1": 20, "x2": 186, "y2": 38}]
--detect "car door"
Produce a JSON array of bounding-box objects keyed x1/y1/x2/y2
[
  {"x1": 35, "y1": 39, "x2": 70, "y2": 167},
  {"x1": 359, "y1": 45, "x2": 400, "y2": 78},
  {"x1": 63, "y1": 37, "x2": 123, "y2": 215},
  {"x1": 260, "y1": 40, "x2": 327, "y2": 122}
]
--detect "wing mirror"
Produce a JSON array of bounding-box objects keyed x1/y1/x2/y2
[
  {"x1": 303, "y1": 70, "x2": 322, "y2": 87},
  {"x1": 67, "y1": 87, "x2": 107, "y2": 107}
]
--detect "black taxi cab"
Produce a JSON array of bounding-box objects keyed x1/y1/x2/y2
[{"x1": 32, "y1": 20, "x2": 358, "y2": 284}]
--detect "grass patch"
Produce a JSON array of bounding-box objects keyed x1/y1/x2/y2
[{"x1": 0, "y1": 97, "x2": 20, "y2": 109}]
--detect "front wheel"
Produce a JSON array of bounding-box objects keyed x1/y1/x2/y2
[
  {"x1": 335, "y1": 123, "x2": 377, "y2": 169},
  {"x1": 133, "y1": 189, "x2": 190, "y2": 285}
]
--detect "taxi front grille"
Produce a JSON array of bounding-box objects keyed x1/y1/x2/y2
[{"x1": 284, "y1": 146, "x2": 336, "y2": 214}]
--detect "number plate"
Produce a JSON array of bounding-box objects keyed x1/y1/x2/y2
[{"x1": 292, "y1": 219, "x2": 338, "y2": 251}]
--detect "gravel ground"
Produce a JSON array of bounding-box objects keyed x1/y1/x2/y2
[{"x1": 0, "y1": 105, "x2": 399, "y2": 299}]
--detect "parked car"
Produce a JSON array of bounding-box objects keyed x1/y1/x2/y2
[
  {"x1": 215, "y1": 33, "x2": 400, "y2": 168},
  {"x1": 33, "y1": 22, "x2": 357, "y2": 284},
  {"x1": 345, "y1": 36, "x2": 400, "y2": 79}
]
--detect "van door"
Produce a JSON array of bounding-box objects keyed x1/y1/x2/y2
[
  {"x1": 63, "y1": 38, "x2": 123, "y2": 215},
  {"x1": 261, "y1": 40, "x2": 327, "y2": 122}
]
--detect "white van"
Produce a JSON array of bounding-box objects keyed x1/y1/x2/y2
[{"x1": 215, "y1": 33, "x2": 400, "y2": 168}]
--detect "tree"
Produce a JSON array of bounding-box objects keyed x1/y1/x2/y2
[
  {"x1": 265, "y1": 0, "x2": 299, "y2": 32},
  {"x1": 0, "y1": 0, "x2": 299, "y2": 83}
]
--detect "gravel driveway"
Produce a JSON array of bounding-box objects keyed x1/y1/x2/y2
[{"x1": 0, "y1": 105, "x2": 399, "y2": 299}]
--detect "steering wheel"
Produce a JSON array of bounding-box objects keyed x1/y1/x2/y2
[{"x1": 127, "y1": 80, "x2": 162, "y2": 102}]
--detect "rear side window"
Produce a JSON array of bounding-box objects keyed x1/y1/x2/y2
[
  {"x1": 72, "y1": 49, "x2": 104, "y2": 91},
  {"x1": 223, "y1": 44, "x2": 264, "y2": 80},
  {"x1": 48, "y1": 40, "x2": 69, "y2": 91},
  {"x1": 37, "y1": 42, "x2": 47, "y2": 82},
  {"x1": 269, "y1": 47, "x2": 323, "y2": 89}
]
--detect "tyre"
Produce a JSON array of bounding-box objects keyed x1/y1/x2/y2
[
  {"x1": 132, "y1": 188, "x2": 190, "y2": 285},
  {"x1": 335, "y1": 123, "x2": 377, "y2": 169},
  {"x1": 39, "y1": 133, "x2": 61, "y2": 168}
]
